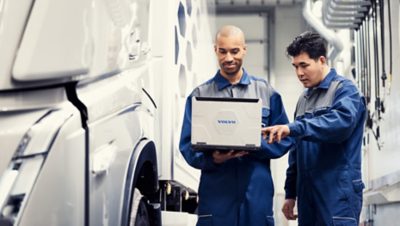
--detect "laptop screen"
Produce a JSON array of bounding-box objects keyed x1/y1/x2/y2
[{"x1": 191, "y1": 96, "x2": 262, "y2": 151}]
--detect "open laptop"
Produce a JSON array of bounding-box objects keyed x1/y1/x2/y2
[{"x1": 191, "y1": 96, "x2": 262, "y2": 151}]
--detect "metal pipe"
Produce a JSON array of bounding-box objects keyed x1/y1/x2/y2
[
  {"x1": 323, "y1": 0, "x2": 371, "y2": 29},
  {"x1": 331, "y1": 0, "x2": 371, "y2": 7},
  {"x1": 302, "y1": 0, "x2": 343, "y2": 61}
]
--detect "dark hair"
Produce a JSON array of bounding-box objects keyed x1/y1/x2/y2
[{"x1": 286, "y1": 31, "x2": 327, "y2": 60}]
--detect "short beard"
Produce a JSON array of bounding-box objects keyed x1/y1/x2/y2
[{"x1": 221, "y1": 64, "x2": 241, "y2": 76}]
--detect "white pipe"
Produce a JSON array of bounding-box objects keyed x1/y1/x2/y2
[{"x1": 302, "y1": 0, "x2": 343, "y2": 62}]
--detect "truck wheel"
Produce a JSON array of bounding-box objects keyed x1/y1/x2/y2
[{"x1": 130, "y1": 189, "x2": 150, "y2": 226}]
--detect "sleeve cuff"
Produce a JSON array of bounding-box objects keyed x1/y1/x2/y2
[
  {"x1": 288, "y1": 122, "x2": 300, "y2": 137},
  {"x1": 285, "y1": 192, "x2": 297, "y2": 200},
  {"x1": 202, "y1": 154, "x2": 220, "y2": 171}
]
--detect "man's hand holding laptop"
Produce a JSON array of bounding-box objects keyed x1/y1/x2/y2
[{"x1": 212, "y1": 150, "x2": 248, "y2": 164}]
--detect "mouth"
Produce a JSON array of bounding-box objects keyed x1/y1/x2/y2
[
  {"x1": 223, "y1": 63, "x2": 236, "y2": 69},
  {"x1": 299, "y1": 80, "x2": 309, "y2": 87}
]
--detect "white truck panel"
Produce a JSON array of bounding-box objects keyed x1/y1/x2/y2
[
  {"x1": 0, "y1": 0, "x2": 33, "y2": 89},
  {"x1": 88, "y1": 109, "x2": 143, "y2": 226},
  {"x1": 0, "y1": 109, "x2": 49, "y2": 174},
  {"x1": 10, "y1": 156, "x2": 44, "y2": 196},
  {"x1": 77, "y1": 65, "x2": 151, "y2": 124},
  {"x1": 12, "y1": 0, "x2": 91, "y2": 81},
  {"x1": 151, "y1": 0, "x2": 215, "y2": 192},
  {"x1": 0, "y1": 88, "x2": 66, "y2": 111},
  {"x1": 18, "y1": 110, "x2": 86, "y2": 226}
]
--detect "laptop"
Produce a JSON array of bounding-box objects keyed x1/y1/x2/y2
[{"x1": 191, "y1": 96, "x2": 262, "y2": 151}]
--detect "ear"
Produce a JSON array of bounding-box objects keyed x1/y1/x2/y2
[
  {"x1": 243, "y1": 45, "x2": 247, "y2": 54},
  {"x1": 319, "y1": 56, "x2": 327, "y2": 64},
  {"x1": 214, "y1": 45, "x2": 217, "y2": 53}
]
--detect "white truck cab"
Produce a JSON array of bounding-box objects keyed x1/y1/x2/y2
[{"x1": 0, "y1": 0, "x2": 216, "y2": 225}]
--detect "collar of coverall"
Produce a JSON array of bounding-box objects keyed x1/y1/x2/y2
[
  {"x1": 215, "y1": 68, "x2": 251, "y2": 90},
  {"x1": 306, "y1": 68, "x2": 336, "y2": 96},
  {"x1": 316, "y1": 68, "x2": 336, "y2": 89}
]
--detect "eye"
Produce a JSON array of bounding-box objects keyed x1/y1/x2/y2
[
  {"x1": 298, "y1": 63, "x2": 309, "y2": 69},
  {"x1": 231, "y1": 49, "x2": 239, "y2": 54}
]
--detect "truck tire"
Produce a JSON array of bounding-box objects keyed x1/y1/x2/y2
[{"x1": 130, "y1": 188, "x2": 150, "y2": 226}]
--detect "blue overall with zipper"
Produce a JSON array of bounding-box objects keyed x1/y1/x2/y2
[
  {"x1": 285, "y1": 69, "x2": 367, "y2": 226},
  {"x1": 180, "y1": 69, "x2": 293, "y2": 226}
]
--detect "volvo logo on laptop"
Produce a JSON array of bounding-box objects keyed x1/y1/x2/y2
[
  {"x1": 217, "y1": 119, "x2": 236, "y2": 124},
  {"x1": 214, "y1": 111, "x2": 238, "y2": 135}
]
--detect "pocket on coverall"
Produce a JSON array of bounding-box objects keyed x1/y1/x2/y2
[
  {"x1": 351, "y1": 179, "x2": 365, "y2": 213},
  {"x1": 332, "y1": 216, "x2": 357, "y2": 226}
]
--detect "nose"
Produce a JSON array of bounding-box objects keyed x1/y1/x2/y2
[
  {"x1": 296, "y1": 67, "x2": 304, "y2": 78},
  {"x1": 225, "y1": 52, "x2": 234, "y2": 62}
]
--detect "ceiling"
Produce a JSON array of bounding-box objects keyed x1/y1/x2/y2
[
  {"x1": 215, "y1": 0, "x2": 304, "y2": 6},
  {"x1": 215, "y1": 0, "x2": 304, "y2": 14}
]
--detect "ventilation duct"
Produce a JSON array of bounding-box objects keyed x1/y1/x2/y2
[
  {"x1": 303, "y1": 0, "x2": 343, "y2": 61},
  {"x1": 322, "y1": 0, "x2": 371, "y2": 29}
]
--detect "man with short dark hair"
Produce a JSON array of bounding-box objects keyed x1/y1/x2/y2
[
  {"x1": 179, "y1": 25, "x2": 292, "y2": 226},
  {"x1": 262, "y1": 31, "x2": 367, "y2": 226}
]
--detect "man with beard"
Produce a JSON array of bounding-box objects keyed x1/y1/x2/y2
[{"x1": 179, "y1": 25, "x2": 293, "y2": 226}]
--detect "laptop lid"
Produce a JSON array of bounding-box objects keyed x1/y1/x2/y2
[{"x1": 191, "y1": 96, "x2": 262, "y2": 151}]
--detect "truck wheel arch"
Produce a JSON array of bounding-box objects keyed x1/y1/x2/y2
[{"x1": 121, "y1": 139, "x2": 160, "y2": 226}]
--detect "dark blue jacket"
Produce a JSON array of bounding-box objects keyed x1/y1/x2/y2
[
  {"x1": 284, "y1": 69, "x2": 366, "y2": 225},
  {"x1": 179, "y1": 69, "x2": 292, "y2": 226}
]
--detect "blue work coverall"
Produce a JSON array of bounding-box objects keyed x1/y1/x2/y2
[
  {"x1": 179, "y1": 69, "x2": 292, "y2": 226},
  {"x1": 285, "y1": 69, "x2": 367, "y2": 226}
]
